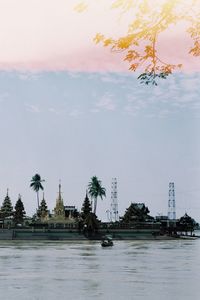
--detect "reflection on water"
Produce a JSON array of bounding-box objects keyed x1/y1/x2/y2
[{"x1": 0, "y1": 240, "x2": 200, "y2": 299}]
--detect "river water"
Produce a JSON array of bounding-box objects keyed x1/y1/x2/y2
[{"x1": 0, "y1": 239, "x2": 199, "y2": 300}]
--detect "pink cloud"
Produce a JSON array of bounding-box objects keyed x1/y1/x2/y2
[
  {"x1": 157, "y1": 22, "x2": 200, "y2": 73},
  {"x1": 0, "y1": 0, "x2": 198, "y2": 73}
]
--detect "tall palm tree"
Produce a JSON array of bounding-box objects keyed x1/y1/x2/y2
[
  {"x1": 88, "y1": 176, "x2": 106, "y2": 215},
  {"x1": 30, "y1": 174, "x2": 45, "y2": 209}
]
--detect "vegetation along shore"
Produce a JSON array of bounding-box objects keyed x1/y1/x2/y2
[{"x1": 0, "y1": 174, "x2": 198, "y2": 240}]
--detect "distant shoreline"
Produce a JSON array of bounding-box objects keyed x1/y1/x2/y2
[{"x1": 0, "y1": 228, "x2": 198, "y2": 241}]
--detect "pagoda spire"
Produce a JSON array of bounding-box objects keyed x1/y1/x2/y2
[
  {"x1": 85, "y1": 190, "x2": 89, "y2": 200},
  {"x1": 56, "y1": 180, "x2": 64, "y2": 204},
  {"x1": 53, "y1": 180, "x2": 65, "y2": 219},
  {"x1": 58, "y1": 180, "x2": 62, "y2": 199}
]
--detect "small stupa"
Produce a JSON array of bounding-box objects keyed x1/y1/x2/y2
[{"x1": 38, "y1": 193, "x2": 49, "y2": 222}]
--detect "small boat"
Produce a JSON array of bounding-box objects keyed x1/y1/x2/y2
[{"x1": 101, "y1": 237, "x2": 113, "y2": 247}]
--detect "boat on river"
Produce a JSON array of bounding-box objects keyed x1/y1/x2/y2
[{"x1": 101, "y1": 236, "x2": 113, "y2": 247}]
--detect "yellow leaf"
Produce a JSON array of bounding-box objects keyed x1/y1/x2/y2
[
  {"x1": 117, "y1": 35, "x2": 134, "y2": 49},
  {"x1": 103, "y1": 38, "x2": 113, "y2": 47},
  {"x1": 129, "y1": 63, "x2": 139, "y2": 71},
  {"x1": 93, "y1": 33, "x2": 105, "y2": 44},
  {"x1": 124, "y1": 50, "x2": 139, "y2": 62},
  {"x1": 74, "y1": 2, "x2": 88, "y2": 13}
]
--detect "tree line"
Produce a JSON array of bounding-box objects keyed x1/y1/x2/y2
[
  {"x1": 0, "y1": 173, "x2": 106, "y2": 225},
  {"x1": 30, "y1": 173, "x2": 106, "y2": 215}
]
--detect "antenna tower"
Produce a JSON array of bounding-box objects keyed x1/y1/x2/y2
[
  {"x1": 110, "y1": 178, "x2": 119, "y2": 222},
  {"x1": 168, "y1": 182, "x2": 176, "y2": 220}
]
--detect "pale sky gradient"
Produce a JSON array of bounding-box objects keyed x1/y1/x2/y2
[
  {"x1": 0, "y1": 0, "x2": 199, "y2": 222},
  {"x1": 0, "y1": 71, "x2": 200, "y2": 222}
]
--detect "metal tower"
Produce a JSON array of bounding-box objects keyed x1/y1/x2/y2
[
  {"x1": 168, "y1": 182, "x2": 176, "y2": 220},
  {"x1": 106, "y1": 209, "x2": 111, "y2": 222},
  {"x1": 110, "y1": 178, "x2": 119, "y2": 222}
]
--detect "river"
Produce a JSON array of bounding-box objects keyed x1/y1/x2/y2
[{"x1": 0, "y1": 239, "x2": 199, "y2": 300}]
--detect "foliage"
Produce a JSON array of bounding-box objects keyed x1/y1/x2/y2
[
  {"x1": 72, "y1": 209, "x2": 79, "y2": 218},
  {"x1": 121, "y1": 202, "x2": 154, "y2": 223},
  {"x1": 137, "y1": 71, "x2": 170, "y2": 86},
  {"x1": 88, "y1": 176, "x2": 106, "y2": 215},
  {"x1": 177, "y1": 213, "x2": 198, "y2": 234},
  {"x1": 83, "y1": 212, "x2": 100, "y2": 236},
  {"x1": 13, "y1": 194, "x2": 26, "y2": 225},
  {"x1": 30, "y1": 173, "x2": 45, "y2": 209},
  {"x1": 81, "y1": 191, "x2": 92, "y2": 219},
  {"x1": 0, "y1": 190, "x2": 13, "y2": 218},
  {"x1": 76, "y1": 0, "x2": 200, "y2": 85}
]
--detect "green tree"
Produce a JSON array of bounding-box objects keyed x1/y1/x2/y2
[
  {"x1": 13, "y1": 194, "x2": 26, "y2": 225},
  {"x1": 30, "y1": 174, "x2": 45, "y2": 209},
  {"x1": 1, "y1": 189, "x2": 13, "y2": 218},
  {"x1": 177, "y1": 213, "x2": 197, "y2": 236},
  {"x1": 88, "y1": 176, "x2": 106, "y2": 215},
  {"x1": 83, "y1": 212, "x2": 100, "y2": 238},
  {"x1": 81, "y1": 191, "x2": 92, "y2": 220}
]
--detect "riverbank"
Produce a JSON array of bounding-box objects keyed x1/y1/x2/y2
[{"x1": 0, "y1": 228, "x2": 195, "y2": 240}]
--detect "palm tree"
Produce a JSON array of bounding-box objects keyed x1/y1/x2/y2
[
  {"x1": 30, "y1": 174, "x2": 45, "y2": 209},
  {"x1": 88, "y1": 176, "x2": 106, "y2": 215}
]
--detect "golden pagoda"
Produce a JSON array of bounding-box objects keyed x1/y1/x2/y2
[{"x1": 53, "y1": 182, "x2": 65, "y2": 221}]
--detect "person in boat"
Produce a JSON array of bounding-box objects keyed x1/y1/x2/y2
[{"x1": 101, "y1": 236, "x2": 113, "y2": 247}]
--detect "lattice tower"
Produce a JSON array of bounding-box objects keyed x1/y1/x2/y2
[
  {"x1": 168, "y1": 182, "x2": 176, "y2": 220},
  {"x1": 110, "y1": 178, "x2": 119, "y2": 222}
]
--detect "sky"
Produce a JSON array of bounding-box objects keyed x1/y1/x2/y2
[{"x1": 0, "y1": 0, "x2": 200, "y2": 221}]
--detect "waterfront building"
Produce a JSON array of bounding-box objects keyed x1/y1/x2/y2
[
  {"x1": 64, "y1": 206, "x2": 77, "y2": 219},
  {"x1": 121, "y1": 202, "x2": 154, "y2": 223}
]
